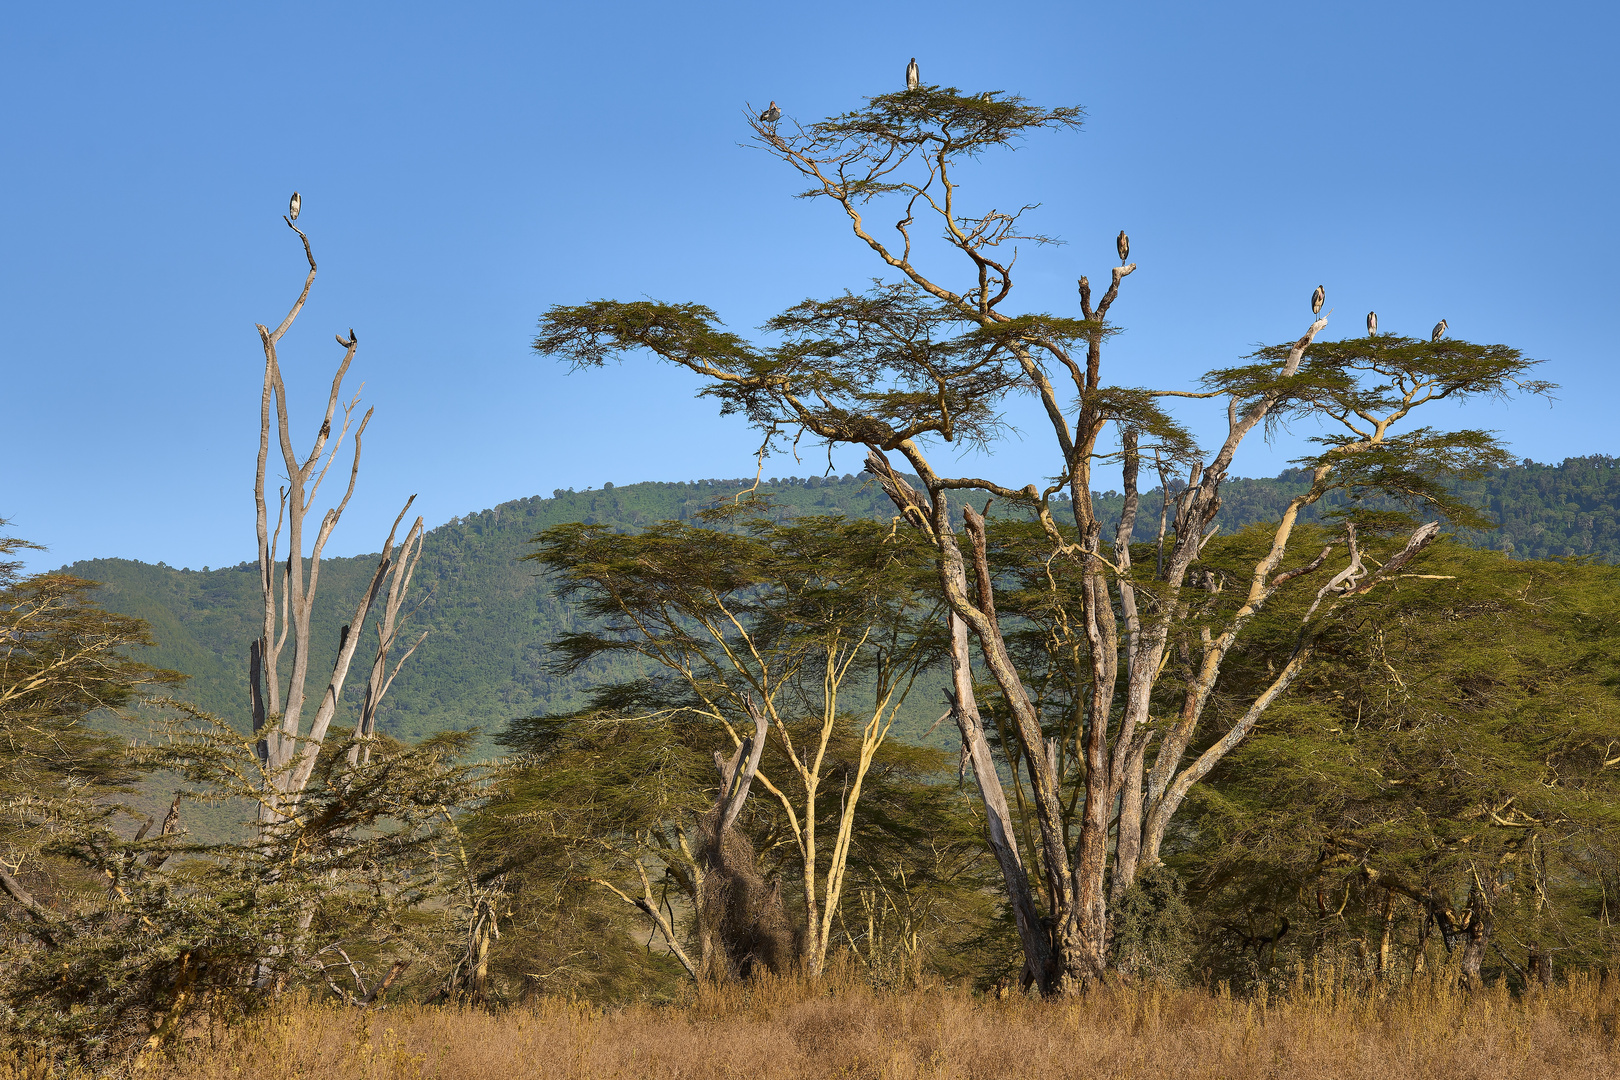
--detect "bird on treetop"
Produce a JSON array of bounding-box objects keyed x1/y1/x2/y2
[
  {"x1": 1432, "y1": 318, "x2": 1448, "y2": 341},
  {"x1": 1312, "y1": 285, "x2": 1325, "y2": 315},
  {"x1": 1116, "y1": 230, "x2": 1130, "y2": 264},
  {"x1": 288, "y1": 192, "x2": 301, "y2": 222},
  {"x1": 759, "y1": 101, "x2": 781, "y2": 124},
  {"x1": 1366, "y1": 311, "x2": 1378, "y2": 336},
  {"x1": 906, "y1": 57, "x2": 920, "y2": 91}
]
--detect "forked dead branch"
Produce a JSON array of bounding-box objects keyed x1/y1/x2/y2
[{"x1": 249, "y1": 207, "x2": 427, "y2": 825}]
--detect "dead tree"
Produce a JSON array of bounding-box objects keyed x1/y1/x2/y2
[
  {"x1": 248, "y1": 202, "x2": 426, "y2": 831},
  {"x1": 243, "y1": 199, "x2": 434, "y2": 1005}
]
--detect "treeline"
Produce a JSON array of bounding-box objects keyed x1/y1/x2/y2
[
  {"x1": 475, "y1": 520, "x2": 1620, "y2": 1000},
  {"x1": 59, "y1": 456, "x2": 1620, "y2": 757},
  {"x1": 9, "y1": 511, "x2": 1617, "y2": 1069}
]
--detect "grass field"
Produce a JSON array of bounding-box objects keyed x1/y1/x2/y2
[{"x1": 12, "y1": 968, "x2": 1611, "y2": 1080}]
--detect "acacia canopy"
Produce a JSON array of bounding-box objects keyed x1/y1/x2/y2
[{"x1": 538, "y1": 83, "x2": 1553, "y2": 994}]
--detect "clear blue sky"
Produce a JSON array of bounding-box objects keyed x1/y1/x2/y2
[{"x1": 3, "y1": 1, "x2": 1615, "y2": 572}]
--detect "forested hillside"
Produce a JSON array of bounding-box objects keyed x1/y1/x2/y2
[{"x1": 60, "y1": 455, "x2": 1620, "y2": 750}]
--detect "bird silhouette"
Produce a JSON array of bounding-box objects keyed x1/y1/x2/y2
[
  {"x1": 906, "y1": 57, "x2": 920, "y2": 91},
  {"x1": 1432, "y1": 319, "x2": 1448, "y2": 341},
  {"x1": 1116, "y1": 230, "x2": 1130, "y2": 264},
  {"x1": 759, "y1": 101, "x2": 781, "y2": 124},
  {"x1": 1312, "y1": 285, "x2": 1325, "y2": 315},
  {"x1": 1366, "y1": 311, "x2": 1378, "y2": 336},
  {"x1": 288, "y1": 192, "x2": 301, "y2": 222}
]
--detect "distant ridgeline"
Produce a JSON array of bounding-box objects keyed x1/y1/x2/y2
[{"x1": 61, "y1": 455, "x2": 1619, "y2": 751}]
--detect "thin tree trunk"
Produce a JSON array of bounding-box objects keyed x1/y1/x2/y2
[
  {"x1": 1375, "y1": 888, "x2": 1395, "y2": 982},
  {"x1": 946, "y1": 611, "x2": 1052, "y2": 989},
  {"x1": 865, "y1": 455, "x2": 1058, "y2": 989},
  {"x1": 1108, "y1": 430, "x2": 1148, "y2": 906}
]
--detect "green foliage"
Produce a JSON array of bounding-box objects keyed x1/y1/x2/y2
[
  {"x1": 1, "y1": 510, "x2": 489, "y2": 1065},
  {"x1": 0, "y1": 526, "x2": 183, "y2": 816},
  {"x1": 2, "y1": 703, "x2": 486, "y2": 1066},
  {"x1": 0, "y1": 522, "x2": 188, "y2": 1039},
  {"x1": 809, "y1": 87, "x2": 1085, "y2": 166},
  {"x1": 1109, "y1": 863, "x2": 1194, "y2": 986},
  {"x1": 459, "y1": 510, "x2": 1008, "y2": 994},
  {"x1": 1177, "y1": 539, "x2": 1620, "y2": 988}
]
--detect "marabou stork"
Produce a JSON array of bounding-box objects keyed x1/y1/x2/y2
[
  {"x1": 906, "y1": 58, "x2": 920, "y2": 91},
  {"x1": 288, "y1": 192, "x2": 301, "y2": 222},
  {"x1": 759, "y1": 101, "x2": 781, "y2": 124},
  {"x1": 1116, "y1": 230, "x2": 1130, "y2": 264},
  {"x1": 1432, "y1": 319, "x2": 1448, "y2": 341},
  {"x1": 1366, "y1": 311, "x2": 1378, "y2": 336},
  {"x1": 1311, "y1": 285, "x2": 1325, "y2": 315}
]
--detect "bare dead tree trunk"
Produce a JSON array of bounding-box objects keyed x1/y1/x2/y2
[
  {"x1": 1108, "y1": 429, "x2": 1149, "y2": 908},
  {"x1": 349, "y1": 519, "x2": 428, "y2": 769},
  {"x1": 947, "y1": 608, "x2": 1051, "y2": 988},
  {"x1": 244, "y1": 203, "x2": 427, "y2": 989},
  {"x1": 249, "y1": 209, "x2": 424, "y2": 824}
]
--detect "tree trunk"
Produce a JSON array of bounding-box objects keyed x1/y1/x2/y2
[
  {"x1": 1458, "y1": 883, "x2": 1493, "y2": 991},
  {"x1": 1375, "y1": 888, "x2": 1395, "y2": 982},
  {"x1": 864, "y1": 453, "x2": 1082, "y2": 989},
  {"x1": 696, "y1": 705, "x2": 794, "y2": 981},
  {"x1": 945, "y1": 611, "x2": 1051, "y2": 989},
  {"x1": 1527, "y1": 945, "x2": 1552, "y2": 987}
]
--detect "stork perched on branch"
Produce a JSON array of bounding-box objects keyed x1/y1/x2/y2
[
  {"x1": 1367, "y1": 311, "x2": 1378, "y2": 336},
  {"x1": 1432, "y1": 318, "x2": 1448, "y2": 341},
  {"x1": 288, "y1": 192, "x2": 301, "y2": 222},
  {"x1": 1312, "y1": 285, "x2": 1325, "y2": 315},
  {"x1": 1116, "y1": 230, "x2": 1130, "y2": 264},
  {"x1": 759, "y1": 101, "x2": 781, "y2": 124},
  {"x1": 906, "y1": 57, "x2": 920, "y2": 91}
]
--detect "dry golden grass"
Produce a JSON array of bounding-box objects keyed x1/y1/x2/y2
[{"x1": 13, "y1": 969, "x2": 1620, "y2": 1080}]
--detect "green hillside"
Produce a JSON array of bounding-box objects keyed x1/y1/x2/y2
[
  {"x1": 67, "y1": 474, "x2": 917, "y2": 752},
  {"x1": 61, "y1": 456, "x2": 1620, "y2": 752}
]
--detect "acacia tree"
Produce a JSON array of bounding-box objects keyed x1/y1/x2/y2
[
  {"x1": 0, "y1": 523, "x2": 183, "y2": 937},
  {"x1": 1180, "y1": 539, "x2": 1620, "y2": 991},
  {"x1": 515, "y1": 512, "x2": 945, "y2": 979},
  {"x1": 534, "y1": 84, "x2": 1550, "y2": 992}
]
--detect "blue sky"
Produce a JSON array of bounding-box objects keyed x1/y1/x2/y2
[{"x1": 3, "y1": 1, "x2": 1615, "y2": 572}]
